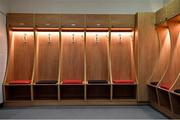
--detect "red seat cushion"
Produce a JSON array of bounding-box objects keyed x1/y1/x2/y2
[
  {"x1": 113, "y1": 80, "x2": 134, "y2": 84},
  {"x1": 9, "y1": 80, "x2": 31, "y2": 84},
  {"x1": 63, "y1": 80, "x2": 82, "y2": 84},
  {"x1": 160, "y1": 83, "x2": 171, "y2": 90}
]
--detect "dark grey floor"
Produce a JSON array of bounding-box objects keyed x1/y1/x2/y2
[{"x1": 0, "y1": 105, "x2": 167, "y2": 119}]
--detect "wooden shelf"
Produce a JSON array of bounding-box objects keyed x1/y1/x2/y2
[
  {"x1": 148, "y1": 85, "x2": 158, "y2": 104},
  {"x1": 157, "y1": 88, "x2": 171, "y2": 111},
  {"x1": 170, "y1": 93, "x2": 180, "y2": 116},
  {"x1": 60, "y1": 85, "x2": 84, "y2": 100},
  {"x1": 33, "y1": 85, "x2": 58, "y2": 100},
  {"x1": 113, "y1": 85, "x2": 136, "y2": 99},
  {"x1": 87, "y1": 84, "x2": 111, "y2": 100},
  {"x1": 5, "y1": 85, "x2": 31, "y2": 101}
]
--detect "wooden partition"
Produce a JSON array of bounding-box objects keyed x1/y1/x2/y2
[
  {"x1": 149, "y1": 26, "x2": 171, "y2": 86},
  {"x1": 86, "y1": 31, "x2": 110, "y2": 99},
  {"x1": 147, "y1": 24, "x2": 171, "y2": 105},
  {"x1": 5, "y1": 31, "x2": 34, "y2": 101},
  {"x1": 60, "y1": 32, "x2": 85, "y2": 100},
  {"x1": 111, "y1": 31, "x2": 136, "y2": 99},
  {"x1": 155, "y1": 23, "x2": 172, "y2": 111},
  {"x1": 33, "y1": 31, "x2": 59, "y2": 100},
  {"x1": 168, "y1": 15, "x2": 180, "y2": 117}
]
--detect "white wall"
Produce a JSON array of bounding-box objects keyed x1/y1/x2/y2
[
  {"x1": 0, "y1": 0, "x2": 8, "y2": 13},
  {"x1": 8, "y1": 0, "x2": 169, "y2": 14},
  {"x1": 0, "y1": 13, "x2": 7, "y2": 103}
]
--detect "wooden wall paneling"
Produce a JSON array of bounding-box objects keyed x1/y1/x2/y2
[
  {"x1": 61, "y1": 32, "x2": 84, "y2": 81},
  {"x1": 13, "y1": 31, "x2": 34, "y2": 81},
  {"x1": 61, "y1": 14, "x2": 85, "y2": 29},
  {"x1": 37, "y1": 31, "x2": 59, "y2": 82},
  {"x1": 86, "y1": 14, "x2": 110, "y2": 29},
  {"x1": 35, "y1": 14, "x2": 60, "y2": 28},
  {"x1": 7, "y1": 13, "x2": 34, "y2": 28},
  {"x1": 111, "y1": 32, "x2": 133, "y2": 80},
  {"x1": 156, "y1": 7, "x2": 167, "y2": 25},
  {"x1": 149, "y1": 26, "x2": 171, "y2": 84},
  {"x1": 86, "y1": 32, "x2": 109, "y2": 82},
  {"x1": 110, "y1": 14, "x2": 135, "y2": 28},
  {"x1": 166, "y1": 0, "x2": 180, "y2": 20},
  {"x1": 136, "y1": 13, "x2": 159, "y2": 102}
]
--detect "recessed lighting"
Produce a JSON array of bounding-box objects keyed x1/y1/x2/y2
[
  {"x1": 96, "y1": 23, "x2": 101, "y2": 27},
  {"x1": 19, "y1": 23, "x2": 25, "y2": 26},
  {"x1": 71, "y1": 23, "x2": 76, "y2": 27},
  {"x1": 45, "y1": 23, "x2": 50, "y2": 26}
]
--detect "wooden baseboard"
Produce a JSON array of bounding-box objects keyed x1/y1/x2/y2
[{"x1": 4, "y1": 100, "x2": 138, "y2": 107}]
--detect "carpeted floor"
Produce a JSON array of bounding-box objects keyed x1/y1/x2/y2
[{"x1": 0, "y1": 105, "x2": 167, "y2": 119}]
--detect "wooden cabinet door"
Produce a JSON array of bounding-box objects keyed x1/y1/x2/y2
[
  {"x1": 86, "y1": 14, "x2": 110, "y2": 28},
  {"x1": 111, "y1": 14, "x2": 135, "y2": 28},
  {"x1": 61, "y1": 14, "x2": 85, "y2": 28},
  {"x1": 35, "y1": 14, "x2": 60, "y2": 28},
  {"x1": 166, "y1": 0, "x2": 180, "y2": 20},
  {"x1": 7, "y1": 13, "x2": 34, "y2": 27}
]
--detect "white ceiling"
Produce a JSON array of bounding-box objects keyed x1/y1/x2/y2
[{"x1": 1, "y1": 0, "x2": 171, "y2": 14}]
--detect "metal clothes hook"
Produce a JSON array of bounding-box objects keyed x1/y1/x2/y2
[
  {"x1": 95, "y1": 34, "x2": 99, "y2": 44},
  {"x1": 24, "y1": 34, "x2": 27, "y2": 45},
  {"x1": 72, "y1": 34, "x2": 76, "y2": 44},
  {"x1": 48, "y1": 33, "x2": 51, "y2": 44},
  {"x1": 119, "y1": 34, "x2": 122, "y2": 44}
]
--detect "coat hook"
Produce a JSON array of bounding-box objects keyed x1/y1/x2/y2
[
  {"x1": 48, "y1": 33, "x2": 51, "y2": 44},
  {"x1": 119, "y1": 34, "x2": 122, "y2": 44},
  {"x1": 24, "y1": 33, "x2": 27, "y2": 45},
  {"x1": 72, "y1": 34, "x2": 76, "y2": 44},
  {"x1": 95, "y1": 34, "x2": 99, "y2": 44}
]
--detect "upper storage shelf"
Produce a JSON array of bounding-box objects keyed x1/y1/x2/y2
[
  {"x1": 110, "y1": 14, "x2": 135, "y2": 28},
  {"x1": 61, "y1": 14, "x2": 85, "y2": 30},
  {"x1": 7, "y1": 13, "x2": 136, "y2": 30},
  {"x1": 156, "y1": 0, "x2": 180, "y2": 25},
  {"x1": 35, "y1": 14, "x2": 60, "y2": 28},
  {"x1": 7, "y1": 13, "x2": 34, "y2": 28}
]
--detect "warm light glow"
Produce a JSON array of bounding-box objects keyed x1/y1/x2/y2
[
  {"x1": 61, "y1": 32, "x2": 84, "y2": 36},
  {"x1": 111, "y1": 32, "x2": 133, "y2": 43},
  {"x1": 13, "y1": 31, "x2": 33, "y2": 36},
  {"x1": 37, "y1": 31, "x2": 59, "y2": 36},
  {"x1": 86, "y1": 32, "x2": 108, "y2": 43},
  {"x1": 111, "y1": 32, "x2": 133, "y2": 36}
]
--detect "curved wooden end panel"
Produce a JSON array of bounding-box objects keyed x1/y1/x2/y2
[
  {"x1": 167, "y1": 16, "x2": 180, "y2": 91},
  {"x1": 159, "y1": 16, "x2": 180, "y2": 89},
  {"x1": 150, "y1": 27, "x2": 171, "y2": 85}
]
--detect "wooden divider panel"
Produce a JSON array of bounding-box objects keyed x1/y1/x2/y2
[
  {"x1": 37, "y1": 32, "x2": 59, "y2": 81},
  {"x1": 159, "y1": 21, "x2": 179, "y2": 87},
  {"x1": 111, "y1": 32, "x2": 133, "y2": 80},
  {"x1": 150, "y1": 27, "x2": 171, "y2": 83},
  {"x1": 86, "y1": 32, "x2": 109, "y2": 81},
  {"x1": 61, "y1": 32, "x2": 84, "y2": 81}
]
